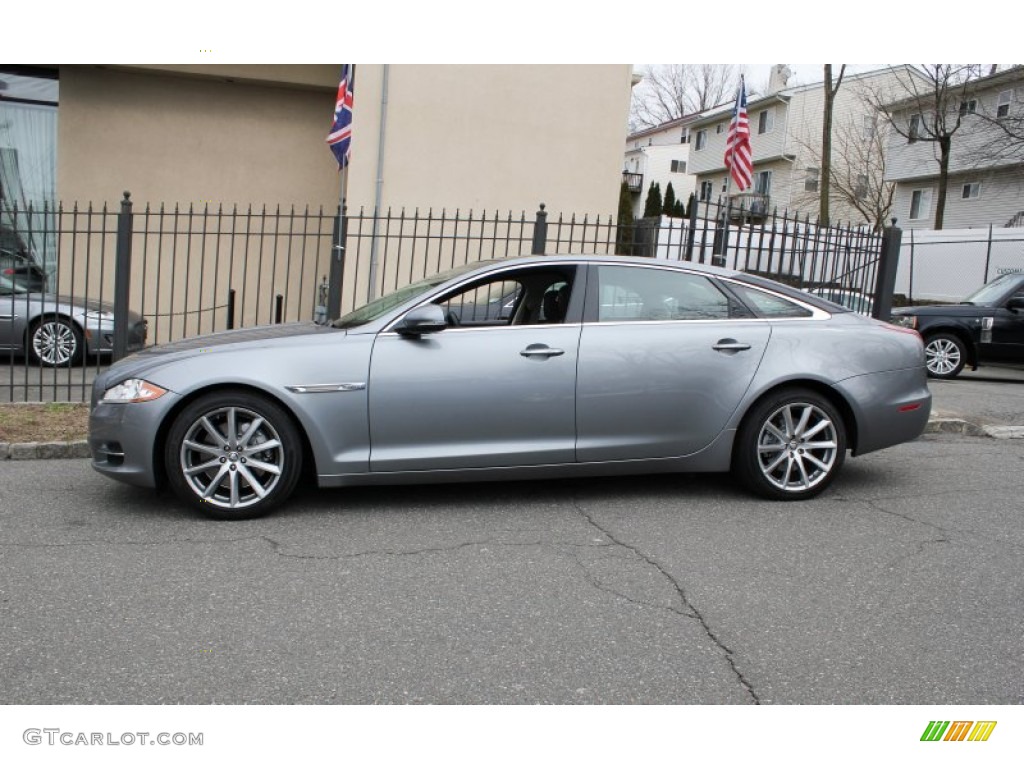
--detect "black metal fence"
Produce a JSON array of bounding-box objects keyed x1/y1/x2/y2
[{"x1": 1, "y1": 194, "x2": 889, "y2": 403}]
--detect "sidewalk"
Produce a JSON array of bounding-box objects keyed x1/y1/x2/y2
[{"x1": 926, "y1": 364, "x2": 1024, "y2": 438}]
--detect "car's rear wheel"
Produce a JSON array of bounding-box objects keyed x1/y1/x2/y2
[
  {"x1": 29, "y1": 317, "x2": 83, "y2": 367},
  {"x1": 734, "y1": 388, "x2": 846, "y2": 500},
  {"x1": 165, "y1": 391, "x2": 302, "y2": 520},
  {"x1": 923, "y1": 333, "x2": 966, "y2": 379}
]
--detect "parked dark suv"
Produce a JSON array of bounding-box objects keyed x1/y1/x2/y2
[{"x1": 890, "y1": 272, "x2": 1024, "y2": 379}]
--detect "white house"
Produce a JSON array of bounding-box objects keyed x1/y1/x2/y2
[
  {"x1": 686, "y1": 65, "x2": 925, "y2": 225},
  {"x1": 883, "y1": 66, "x2": 1024, "y2": 230},
  {"x1": 623, "y1": 115, "x2": 698, "y2": 218}
]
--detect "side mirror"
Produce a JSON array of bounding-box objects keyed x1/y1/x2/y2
[
  {"x1": 1006, "y1": 296, "x2": 1024, "y2": 312},
  {"x1": 395, "y1": 304, "x2": 448, "y2": 336}
]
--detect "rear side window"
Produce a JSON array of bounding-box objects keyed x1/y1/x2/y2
[
  {"x1": 728, "y1": 282, "x2": 813, "y2": 318},
  {"x1": 595, "y1": 265, "x2": 750, "y2": 322}
]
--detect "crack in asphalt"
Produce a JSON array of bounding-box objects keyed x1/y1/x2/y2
[
  {"x1": 568, "y1": 493, "x2": 760, "y2": 705},
  {"x1": 564, "y1": 550, "x2": 698, "y2": 620},
  {"x1": 259, "y1": 535, "x2": 615, "y2": 561}
]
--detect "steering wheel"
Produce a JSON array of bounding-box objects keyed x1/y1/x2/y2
[{"x1": 445, "y1": 309, "x2": 461, "y2": 327}]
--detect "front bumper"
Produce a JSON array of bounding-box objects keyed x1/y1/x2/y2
[
  {"x1": 83, "y1": 316, "x2": 148, "y2": 356},
  {"x1": 88, "y1": 392, "x2": 180, "y2": 488}
]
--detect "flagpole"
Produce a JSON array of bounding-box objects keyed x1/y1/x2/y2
[
  {"x1": 325, "y1": 64, "x2": 354, "y2": 322},
  {"x1": 714, "y1": 77, "x2": 742, "y2": 266}
]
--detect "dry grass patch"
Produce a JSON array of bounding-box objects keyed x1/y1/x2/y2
[{"x1": 0, "y1": 403, "x2": 90, "y2": 443}]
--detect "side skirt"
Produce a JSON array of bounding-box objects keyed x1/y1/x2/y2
[{"x1": 318, "y1": 429, "x2": 737, "y2": 488}]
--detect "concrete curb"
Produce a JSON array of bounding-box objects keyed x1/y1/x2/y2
[{"x1": 0, "y1": 440, "x2": 92, "y2": 460}]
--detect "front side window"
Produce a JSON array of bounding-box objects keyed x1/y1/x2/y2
[
  {"x1": 436, "y1": 267, "x2": 576, "y2": 327},
  {"x1": 595, "y1": 266, "x2": 748, "y2": 322},
  {"x1": 909, "y1": 188, "x2": 932, "y2": 220}
]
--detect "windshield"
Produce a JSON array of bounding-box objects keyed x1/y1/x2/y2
[
  {"x1": 330, "y1": 261, "x2": 496, "y2": 328},
  {"x1": 961, "y1": 273, "x2": 1022, "y2": 306}
]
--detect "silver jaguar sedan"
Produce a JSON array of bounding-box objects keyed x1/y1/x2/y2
[
  {"x1": 89, "y1": 255, "x2": 931, "y2": 520},
  {"x1": 1, "y1": 274, "x2": 148, "y2": 366}
]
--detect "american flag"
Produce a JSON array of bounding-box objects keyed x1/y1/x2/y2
[
  {"x1": 327, "y1": 65, "x2": 355, "y2": 169},
  {"x1": 724, "y1": 76, "x2": 753, "y2": 191}
]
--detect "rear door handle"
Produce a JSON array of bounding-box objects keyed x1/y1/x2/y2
[
  {"x1": 520, "y1": 344, "x2": 565, "y2": 358},
  {"x1": 713, "y1": 339, "x2": 752, "y2": 352}
]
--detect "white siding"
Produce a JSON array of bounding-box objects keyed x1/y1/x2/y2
[{"x1": 894, "y1": 167, "x2": 1024, "y2": 229}]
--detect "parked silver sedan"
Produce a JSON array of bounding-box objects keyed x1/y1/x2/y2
[
  {"x1": 0, "y1": 274, "x2": 147, "y2": 366},
  {"x1": 89, "y1": 256, "x2": 931, "y2": 520}
]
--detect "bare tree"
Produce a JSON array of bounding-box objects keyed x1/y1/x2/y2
[
  {"x1": 630, "y1": 64, "x2": 740, "y2": 130},
  {"x1": 794, "y1": 107, "x2": 896, "y2": 232},
  {"x1": 869, "y1": 64, "x2": 985, "y2": 229},
  {"x1": 819, "y1": 64, "x2": 847, "y2": 226}
]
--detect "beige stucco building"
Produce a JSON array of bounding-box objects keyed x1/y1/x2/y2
[{"x1": 56, "y1": 64, "x2": 634, "y2": 217}]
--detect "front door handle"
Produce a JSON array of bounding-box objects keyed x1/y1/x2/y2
[
  {"x1": 713, "y1": 339, "x2": 752, "y2": 352},
  {"x1": 520, "y1": 344, "x2": 565, "y2": 358}
]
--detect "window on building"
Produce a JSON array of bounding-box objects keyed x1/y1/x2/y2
[
  {"x1": 716, "y1": 123, "x2": 725, "y2": 134},
  {"x1": 855, "y1": 175, "x2": 869, "y2": 200},
  {"x1": 754, "y1": 170, "x2": 772, "y2": 196},
  {"x1": 680, "y1": 129, "x2": 689, "y2": 144},
  {"x1": 721, "y1": 177, "x2": 728, "y2": 193},
  {"x1": 997, "y1": 90, "x2": 1012, "y2": 118},
  {"x1": 699, "y1": 180, "x2": 714, "y2": 202},
  {"x1": 0, "y1": 67, "x2": 60, "y2": 279},
  {"x1": 958, "y1": 99, "x2": 977, "y2": 116},
  {"x1": 804, "y1": 167, "x2": 819, "y2": 192},
  {"x1": 695, "y1": 130, "x2": 707, "y2": 151},
  {"x1": 862, "y1": 114, "x2": 876, "y2": 140},
  {"x1": 670, "y1": 160, "x2": 687, "y2": 174},
  {"x1": 908, "y1": 113, "x2": 922, "y2": 143},
  {"x1": 758, "y1": 109, "x2": 774, "y2": 135},
  {"x1": 962, "y1": 182, "x2": 981, "y2": 200},
  {"x1": 910, "y1": 188, "x2": 932, "y2": 220}
]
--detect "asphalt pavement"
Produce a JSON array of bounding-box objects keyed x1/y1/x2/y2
[
  {"x1": 929, "y1": 363, "x2": 1024, "y2": 429},
  {"x1": 1, "y1": 430, "x2": 1022, "y2": 705}
]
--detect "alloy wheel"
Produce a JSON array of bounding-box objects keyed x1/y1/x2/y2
[
  {"x1": 32, "y1": 320, "x2": 78, "y2": 366},
  {"x1": 179, "y1": 406, "x2": 286, "y2": 511},
  {"x1": 755, "y1": 402, "x2": 839, "y2": 492},
  {"x1": 924, "y1": 337, "x2": 962, "y2": 377}
]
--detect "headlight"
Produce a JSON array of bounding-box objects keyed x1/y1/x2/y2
[
  {"x1": 102, "y1": 379, "x2": 168, "y2": 403},
  {"x1": 82, "y1": 309, "x2": 114, "y2": 320},
  {"x1": 890, "y1": 315, "x2": 917, "y2": 330}
]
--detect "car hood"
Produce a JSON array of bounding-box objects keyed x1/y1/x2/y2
[
  {"x1": 100, "y1": 322, "x2": 344, "y2": 387},
  {"x1": 891, "y1": 304, "x2": 989, "y2": 317}
]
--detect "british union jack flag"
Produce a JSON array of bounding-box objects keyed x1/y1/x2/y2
[{"x1": 327, "y1": 64, "x2": 354, "y2": 169}]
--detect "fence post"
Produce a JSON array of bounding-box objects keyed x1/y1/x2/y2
[
  {"x1": 113, "y1": 191, "x2": 133, "y2": 362},
  {"x1": 711, "y1": 197, "x2": 729, "y2": 267},
  {"x1": 327, "y1": 205, "x2": 346, "y2": 319},
  {"x1": 227, "y1": 288, "x2": 236, "y2": 330},
  {"x1": 685, "y1": 193, "x2": 697, "y2": 261},
  {"x1": 531, "y1": 203, "x2": 548, "y2": 255},
  {"x1": 871, "y1": 219, "x2": 902, "y2": 321},
  {"x1": 983, "y1": 223, "x2": 993, "y2": 284}
]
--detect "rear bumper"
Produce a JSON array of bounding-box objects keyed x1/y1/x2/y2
[{"x1": 836, "y1": 367, "x2": 932, "y2": 456}]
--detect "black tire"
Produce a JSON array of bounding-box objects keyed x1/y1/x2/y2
[
  {"x1": 164, "y1": 390, "x2": 303, "y2": 520},
  {"x1": 28, "y1": 316, "x2": 84, "y2": 367},
  {"x1": 923, "y1": 333, "x2": 966, "y2": 379},
  {"x1": 733, "y1": 388, "x2": 847, "y2": 501}
]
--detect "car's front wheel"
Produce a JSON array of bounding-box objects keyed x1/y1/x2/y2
[
  {"x1": 165, "y1": 391, "x2": 303, "y2": 520},
  {"x1": 923, "y1": 333, "x2": 966, "y2": 379},
  {"x1": 734, "y1": 388, "x2": 847, "y2": 500},
  {"x1": 29, "y1": 317, "x2": 83, "y2": 367}
]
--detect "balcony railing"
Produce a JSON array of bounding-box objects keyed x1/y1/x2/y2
[
  {"x1": 622, "y1": 171, "x2": 643, "y2": 193},
  {"x1": 726, "y1": 192, "x2": 770, "y2": 219}
]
